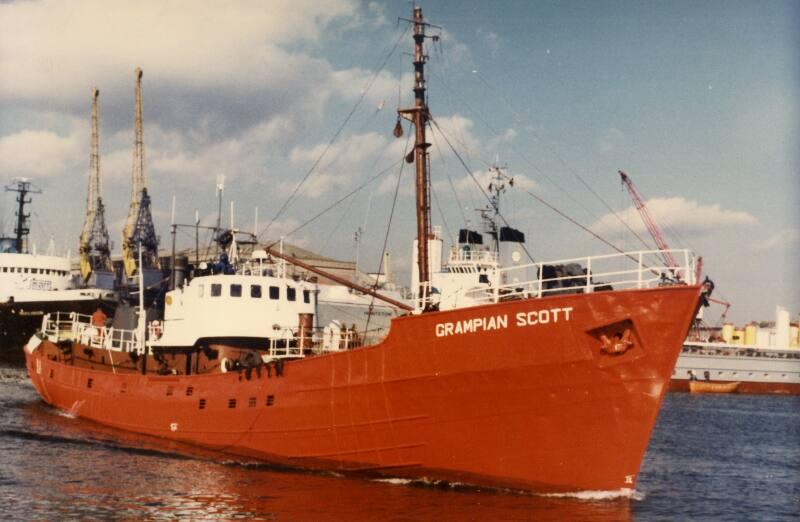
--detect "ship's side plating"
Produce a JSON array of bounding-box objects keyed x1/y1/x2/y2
[{"x1": 26, "y1": 284, "x2": 699, "y2": 493}]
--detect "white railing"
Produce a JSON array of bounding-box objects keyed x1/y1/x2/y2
[
  {"x1": 40, "y1": 311, "x2": 390, "y2": 361},
  {"x1": 417, "y1": 249, "x2": 696, "y2": 310},
  {"x1": 265, "y1": 324, "x2": 386, "y2": 359},
  {"x1": 447, "y1": 247, "x2": 498, "y2": 265},
  {"x1": 42, "y1": 312, "x2": 144, "y2": 354}
]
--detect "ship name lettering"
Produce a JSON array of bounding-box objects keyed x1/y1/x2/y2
[
  {"x1": 515, "y1": 306, "x2": 573, "y2": 327},
  {"x1": 435, "y1": 314, "x2": 508, "y2": 337}
]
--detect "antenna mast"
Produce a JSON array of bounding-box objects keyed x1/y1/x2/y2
[
  {"x1": 122, "y1": 67, "x2": 160, "y2": 278},
  {"x1": 79, "y1": 88, "x2": 112, "y2": 280},
  {"x1": 479, "y1": 164, "x2": 513, "y2": 254},
  {"x1": 398, "y1": 6, "x2": 438, "y2": 308},
  {"x1": 4, "y1": 178, "x2": 41, "y2": 254}
]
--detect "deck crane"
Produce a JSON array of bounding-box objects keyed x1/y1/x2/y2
[
  {"x1": 78, "y1": 88, "x2": 113, "y2": 285},
  {"x1": 121, "y1": 67, "x2": 160, "y2": 283},
  {"x1": 618, "y1": 170, "x2": 679, "y2": 268}
]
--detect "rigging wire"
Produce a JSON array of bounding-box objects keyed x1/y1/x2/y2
[
  {"x1": 266, "y1": 158, "x2": 404, "y2": 245},
  {"x1": 318, "y1": 189, "x2": 359, "y2": 255},
  {"x1": 430, "y1": 116, "x2": 536, "y2": 263},
  {"x1": 427, "y1": 114, "x2": 485, "y2": 215},
  {"x1": 428, "y1": 125, "x2": 467, "y2": 230},
  {"x1": 470, "y1": 68, "x2": 654, "y2": 248},
  {"x1": 259, "y1": 24, "x2": 410, "y2": 242},
  {"x1": 431, "y1": 180, "x2": 454, "y2": 246},
  {"x1": 432, "y1": 115, "x2": 666, "y2": 272},
  {"x1": 364, "y1": 130, "x2": 410, "y2": 334}
]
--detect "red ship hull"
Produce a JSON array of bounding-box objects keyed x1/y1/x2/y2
[{"x1": 24, "y1": 285, "x2": 700, "y2": 493}]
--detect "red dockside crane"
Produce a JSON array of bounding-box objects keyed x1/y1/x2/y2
[
  {"x1": 618, "y1": 170, "x2": 679, "y2": 268},
  {"x1": 619, "y1": 170, "x2": 731, "y2": 324}
]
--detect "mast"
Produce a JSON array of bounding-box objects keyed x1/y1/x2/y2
[
  {"x1": 122, "y1": 67, "x2": 160, "y2": 278},
  {"x1": 4, "y1": 179, "x2": 41, "y2": 254},
  {"x1": 479, "y1": 164, "x2": 513, "y2": 254},
  {"x1": 398, "y1": 6, "x2": 436, "y2": 308},
  {"x1": 79, "y1": 88, "x2": 112, "y2": 280}
]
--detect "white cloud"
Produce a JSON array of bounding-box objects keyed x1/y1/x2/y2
[
  {"x1": 0, "y1": 0, "x2": 398, "y2": 150},
  {"x1": 0, "y1": 0, "x2": 357, "y2": 105},
  {"x1": 0, "y1": 128, "x2": 85, "y2": 178},
  {"x1": 436, "y1": 29, "x2": 470, "y2": 65},
  {"x1": 756, "y1": 228, "x2": 800, "y2": 250},
  {"x1": 486, "y1": 128, "x2": 518, "y2": 153},
  {"x1": 591, "y1": 197, "x2": 758, "y2": 235},
  {"x1": 0, "y1": 0, "x2": 415, "y2": 213},
  {"x1": 429, "y1": 114, "x2": 481, "y2": 157},
  {"x1": 283, "y1": 131, "x2": 391, "y2": 199}
]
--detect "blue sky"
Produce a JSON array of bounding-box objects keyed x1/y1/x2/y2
[{"x1": 0, "y1": 0, "x2": 797, "y2": 323}]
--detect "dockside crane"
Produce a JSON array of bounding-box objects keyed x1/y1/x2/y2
[
  {"x1": 121, "y1": 67, "x2": 160, "y2": 281},
  {"x1": 78, "y1": 88, "x2": 113, "y2": 283},
  {"x1": 618, "y1": 170, "x2": 679, "y2": 268},
  {"x1": 620, "y1": 170, "x2": 730, "y2": 324}
]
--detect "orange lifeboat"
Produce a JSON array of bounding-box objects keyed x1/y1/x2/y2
[{"x1": 689, "y1": 381, "x2": 741, "y2": 393}]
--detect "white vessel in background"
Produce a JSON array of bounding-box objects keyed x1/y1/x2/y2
[
  {"x1": 671, "y1": 306, "x2": 800, "y2": 394},
  {"x1": 1, "y1": 179, "x2": 115, "y2": 363}
]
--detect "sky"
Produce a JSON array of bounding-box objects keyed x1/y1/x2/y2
[{"x1": 0, "y1": 0, "x2": 797, "y2": 323}]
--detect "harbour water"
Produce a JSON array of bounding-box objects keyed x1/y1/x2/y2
[{"x1": 1, "y1": 364, "x2": 797, "y2": 521}]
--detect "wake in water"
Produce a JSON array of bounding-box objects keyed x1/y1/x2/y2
[
  {"x1": 0, "y1": 365, "x2": 28, "y2": 383},
  {"x1": 541, "y1": 488, "x2": 645, "y2": 501},
  {"x1": 373, "y1": 476, "x2": 646, "y2": 501}
]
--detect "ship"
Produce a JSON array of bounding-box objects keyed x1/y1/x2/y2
[
  {"x1": 22, "y1": 7, "x2": 702, "y2": 494},
  {"x1": 671, "y1": 306, "x2": 800, "y2": 394},
  {"x1": 1, "y1": 179, "x2": 115, "y2": 364}
]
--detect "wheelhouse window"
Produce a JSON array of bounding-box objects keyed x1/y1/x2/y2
[
  {"x1": 303, "y1": 289, "x2": 310, "y2": 303},
  {"x1": 231, "y1": 284, "x2": 242, "y2": 297},
  {"x1": 210, "y1": 284, "x2": 222, "y2": 297},
  {"x1": 287, "y1": 287, "x2": 296, "y2": 302},
  {"x1": 269, "y1": 286, "x2": 280, "y2": 300},
  {"x1": 251, "y1": 285, "x2": 262, "y2": 298},
  {"x1": 198, "y1": 284, "x2": 204, "y2": 297}
]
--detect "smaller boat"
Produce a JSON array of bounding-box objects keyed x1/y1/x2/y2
[{"x1": 689, "y1": 380, "x2": 740, "y2": 393}]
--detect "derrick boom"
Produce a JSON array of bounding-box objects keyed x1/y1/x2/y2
[
  {"x1": 79, "y1": 88, "x2": 112, "y2": 281},
  {"x1": 619, "y1": 170, "x2": 678, "y2": 268},
  {"x1": 122, "y1": 67, "x2": 160, "y2": 278}
]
